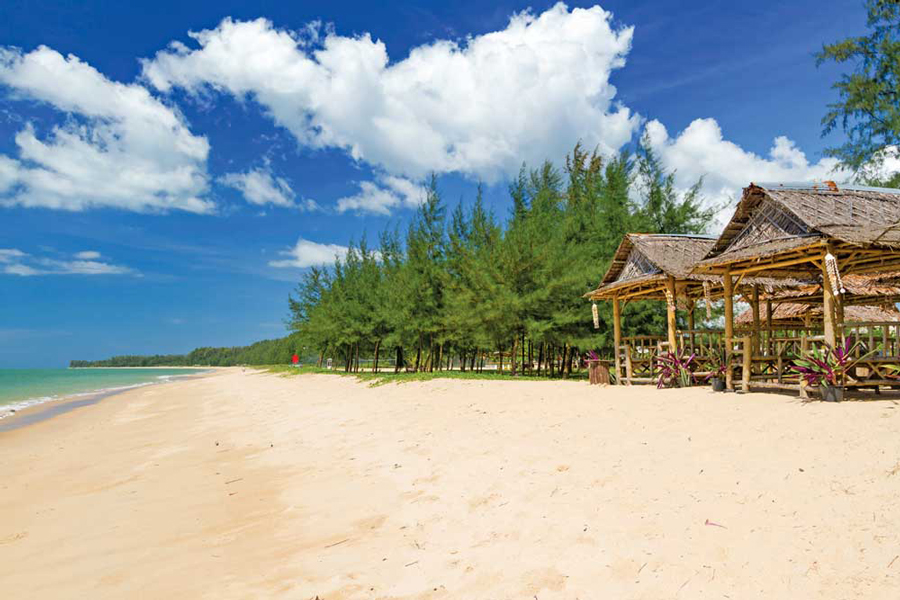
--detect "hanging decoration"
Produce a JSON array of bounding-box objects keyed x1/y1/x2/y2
[
  {"x1": 824, "y1": 252, "x2": 845, "y2": 295},
  {"x1": 591, "y1": 302, "x2": 600, "y2": 329},
  {"x1": 703, "y1": 281, "x2": 712, "y2": 318}
]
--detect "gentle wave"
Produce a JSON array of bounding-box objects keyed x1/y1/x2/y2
[{"x1": 0, "y1": 376, "x2": 198, "y2": 419}]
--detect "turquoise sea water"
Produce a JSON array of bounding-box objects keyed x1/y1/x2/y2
[{"x1": 0, "y1": 368, "x2": 208, "y2": 413}]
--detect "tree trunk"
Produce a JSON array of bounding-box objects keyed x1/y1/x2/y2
[
  {"x1": 499, "y1": 346, "x2": 504, "y2": 373},
  {"x1": 562, "y1": 344, "x2": 571, "y2": 379},
  {"x1": 316, "y1": 345, "x2": 325, "y2": 368},
  {"x1": 373, "y1": 340, "x2": 381, "y2": 374},
  {"x1": 460, "y1": 350, "x2": 466, "y2": 372},
  {"x1": 414, "y1": 343, "x2": 421, "y2": 372},
  {"x1": 437, "y1": 342, "x2": 444, "y2": 371},
  {"x1": 549, "y1": 345, "x2": 555, "y2": 377},
  {"x1": 511, "y1": 336, "x2": 519, "y2": 376},
  {"x1": 355, "y1": 342, "x2": 360, "y2": 373},
  {"x1": 536, "y1": 343, "x2": 542, "y2": 375},
  {"x1": 522, "y1": 333, "x2": 526, "y2": 374},
  {"x1": 395, "y1": 346, "x2": 403, "y2": 373}
]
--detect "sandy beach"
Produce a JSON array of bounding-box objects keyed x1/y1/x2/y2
[{"x1": 2, "y1": 369, "x2": 900, "y2": 598}]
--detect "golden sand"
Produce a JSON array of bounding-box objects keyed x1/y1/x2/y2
[{"x1": 2, "y1": 369, "x2": 900, "y2": 598}]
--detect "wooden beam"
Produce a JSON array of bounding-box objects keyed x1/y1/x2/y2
[
  {"x1": 766, "y1": 297, "x2": 773, "y2": 357},
  {"x1": 730, "y1": 254, "x2": 824, "y2": 275}
]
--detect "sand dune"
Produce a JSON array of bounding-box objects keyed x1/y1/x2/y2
[{"x1": 2, "y1": 369, "x2": 900, "y2": 598}]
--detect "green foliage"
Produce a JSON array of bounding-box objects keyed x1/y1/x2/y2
[
  {"x1": 817, "y1": 0, "x2": 900, "y2": 174},
  {"x1": 287, "y1": 142, "x2": 714, "y2": 377},
  {"x1": 69, "y1": 332, "x2": 308, "y2": 367}
]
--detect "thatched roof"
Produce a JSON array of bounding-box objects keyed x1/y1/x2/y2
[
  {"x1": 771, "y1": 273, "x2": 900, "y2": 304},
  {"x1": 585, "y1": 233, "x2": 807, "y2": 301},
  {"x1": 585, "y1": 234, "x2": 714, "y2": 300},
  {"x1": 697, "y1": 183, "x2": 900, "y2": 275},
  {"x1": 736, "y1": 302, "x2": 900, "y2": 326},
  {"x1": 602, "y1": 234, "x2": 716, "y2": 285}
]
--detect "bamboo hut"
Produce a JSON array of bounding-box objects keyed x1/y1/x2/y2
[
  {"x1": 695, "y1": 182, "x2": 900, "y2": 392},
  {"x1": 585, "y1": 233, "x2": 802, "y2": 384}
]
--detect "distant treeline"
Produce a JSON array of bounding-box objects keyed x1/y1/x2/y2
[{"x1": 70, "y1": 333, "x2": 307, "y2": 367}]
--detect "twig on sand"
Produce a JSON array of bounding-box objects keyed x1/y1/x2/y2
[
  {"x1": 324, "y1": 538, "x2": 350, "y2": 549},
  {"x1": 637, "y1": 562, "x2": 647, "y2": 574},
  {"x1": 405, "y1": 560, "x2": 419, "y2": 567},
  {"x1": 704, "y1": 519, "x2": 726, "y2": 528},
  {"x1": 889, "y1": 555, "x2": 899, "y2": 569},
  {"x1": 225, "y1": 478, "x2": 243, "y2": 485}
]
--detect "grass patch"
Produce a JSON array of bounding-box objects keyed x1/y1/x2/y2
[{"x1": 263, "y1": 364, "x2": 586, "y2": 386}]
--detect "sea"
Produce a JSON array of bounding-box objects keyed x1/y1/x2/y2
[{"x1": 0, "y1": 368, "x2": 208, "y2": 416}]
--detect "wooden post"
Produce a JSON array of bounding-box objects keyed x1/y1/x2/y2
[
  {"x1": 799, "y1": 332, "x2": 809, "y2": 399},
  {"x1": 723, "y1": 266, "x2": 734, "y2": 390},
  {"x1": 751, "y1": 285, "x2": 761, "y2": 357},
  {"x1": 613, "y1": 297, "x2": 622, "y2": 385},
  {"x1": 624, "y1": 344, "x2": 633, "y2": 386},
  {"x1": 766, "y1": 298, "x2": 773, "y2": 357},
  {"x1": 741, "y1": 335, "x2": 752, "y2": 393},
  {"x1": 835, "y1": 296, "x2": 845, "y2": 343},
  {"x1": 666, "y1": 275, "x2": 678, "y2": 354},
  {"x1": 821, "y1": 254, "x2": 837, "y2": 348},
  {"x1": 687, "y1": 300, "x2": 696, "y2": 355}
]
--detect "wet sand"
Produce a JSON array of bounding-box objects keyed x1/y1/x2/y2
[{"x1": 1, "y1": 369, "x2": 900, "y2": 598}]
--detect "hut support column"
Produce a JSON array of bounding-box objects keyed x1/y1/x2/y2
[
  {"x1": 723, "y1": 266, "x2": 734, "y2": 390},
  {"x1": 751, "y1": 285, "x2": 761, "y2": 358},
  {"x1": 687, "y1": 300, "x2": 695, "y2": 355},
  {"x1": 821, "y1": 258, "x2": 837, "y2": 348},
  {"x1": 766, "y1": 298, "x2": 773, "y2": 357},
  {"x1": 666, "y1": 275, "x2": 678, "y2": 354},
  {"x1": 613, "y1": 297, "x2": 622, "y2": 385}
]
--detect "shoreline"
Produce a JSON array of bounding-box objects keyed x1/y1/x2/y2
[
  {"x1": 68, "y1": 365, "x2": 225, "y2": 369},
  {"x1": 0, "y1": 368, "x2": 218, "y2": 432}
]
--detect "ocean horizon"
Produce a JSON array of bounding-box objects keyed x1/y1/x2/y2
[{"x1": 0, "y1": 368, "x2": 209, "y2": 416}]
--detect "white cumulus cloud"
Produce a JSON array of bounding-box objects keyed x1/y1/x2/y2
[
  {"x1": 0, "y1": 46, "x2": 212, "y2": 213},
  {"x1": 269, "y1": 238, "x2": 349, "y2": 269},
  {"x1": 142, "y1": 2, "x2": 638, "y2": 183},
  {"x1": 336, "y1": 175, "x2": 426, "y2": 215},
  {"x1": 643, "y1": 118, "x2": 848, "y2": 220},
  {"x1": 220, "y1": 166, "x2": 306, "y2": 208},
  {"x1": 0, "y1": 248, "x2": 136, "y2": 276}
]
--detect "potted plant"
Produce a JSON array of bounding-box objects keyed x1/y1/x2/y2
[
  {"x1": 791, "y1": 337, "x2": 873, "y2": 402},
  {"x1": 656, "y1": 352, "x2": 697, "y2": 389},
  {"x1": 703, "y1": 350, "x2": 729, "y2": 392}
]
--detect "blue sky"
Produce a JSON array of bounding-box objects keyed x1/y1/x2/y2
[{"x1": 0, "y1": 0, "x2": 870, "y2": 367}]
